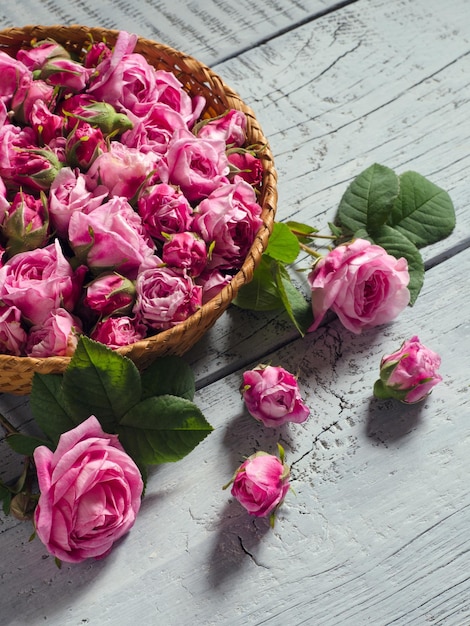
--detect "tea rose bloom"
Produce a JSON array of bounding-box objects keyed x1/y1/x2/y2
[
  {"x1": 192, "y1": 179, "x2": 263, "y2": 270},
  {"x1": 226, "y1": 450, "x2": 290, "y2": 519},
  {"x1": 34, "y1": 416, "x2": 143, "y2": 563},
  {"x1": 162, "y1": 232, "x2": 207, "y2": 277},
  {"x1": 25, "y1": 308, "x2": 82, "y2": 358},
  {"x1": 158, "y1": 128, "x2": 229, "y2": 202},
  {"x1": 308, "y1": 239, "x2": 410, "y2": 334},
  {"x1": 241, "y1": 364, "x2": 310, "y2": 427},
  {"x1": 137, "y1": 183, "x2": 193, "y2": 241},
  {"x1": 374, "y1": 335, "x2": 442, "y2": 404},
  {"x1": 0, "y1": 239, "x2": 84, "y2": 326},
  {"x1": 90, "y1": 316, "x2": 146, "y2": 349},
  {"x1": 134, "y1": 266, "x2": 202, "y2": 330}
]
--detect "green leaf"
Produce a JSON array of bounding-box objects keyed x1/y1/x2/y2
[
  {"x1": 141, "y1": 356, "x2": 195, "y2": 401},
  {"x1": 388, "y1": 171, "x2": 456, "y2": 247},
  {"x1": 275, "y1": 263, "x2": 313, "y2": 336},
  {"x1": 233, "y1": 256, "x2": 283, "y2": 311},
  {"x1": 0, "y1": 485, "x2": 11, "y2": 514},
  {"x1": 264, "y1": 222, "x2": 300, "y2": 263},
  {"x1": 30, "y1": 373, "x2": 78, "y2": 444},
  {"x1": 6, "y1": 433, "x2": 52, "y2": 456},
  {"x1": 286, "y1": 220, "x2": 318, "y2": 244},
  {"x1": 338, "y1": 163, "x2": 399, "y2": 234},
  {"x1": 372, "y1": 224, "x2": 425, "y2": 305},
  {"x1": 118, "y1": 395, "x2": 213, "y2": 464},
  {"x1": 62, "y1": 337, "x2": 142, "y2": 431}
]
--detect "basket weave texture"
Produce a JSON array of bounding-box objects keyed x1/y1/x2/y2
[{"x1": 0, "y1": 24, "x2": 277, "y2": 395}]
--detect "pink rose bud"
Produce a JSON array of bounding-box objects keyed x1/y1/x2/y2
[
  {"x1": 241, "y1": 364, "x2": 310, "y2": 427},
  {"x1": 84, "y1": 272, "x2": 136, "y2": 317},
  {"x1": 65, "y1": 121, "x2": 107, "y2": 170},
  {"x1": 35, "y1": 57, "x2": 91, "y2": 92},
  {"x1": 33, "y1": 416, "x2": 143, "y2": 562},
  {"x1": 228, "y1": 151, "x2": 263, "y2": 186},
  {"x1": 374, "y1": 335, "x2": 443, "y2": 404},
  {"x1": 308, "y1": 239, "x2": 410, "y2": 334},
  {"x1": 162, "y1": 232, "x2": 207, "y2": 277},
  {"x1": 7, "y1": 145, "x2": 63, "y2": 192},
  {"x1": 2, "y1": 191, "x2": 49, "y2": 257},
  {"x1": 224, "y1": 444, "x2": 290, "y2": 525},
  {"x1": 83, "y1": 41, "x2": 112, "y2": 68},
  {"x1": 61, "y1": 96, "x2": 133, "y2": 136},
  {"x1": 17, "y1": 40, "x2": 71, "y2": 71}
]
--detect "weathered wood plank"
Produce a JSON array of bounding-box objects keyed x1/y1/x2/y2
[
  {"x1": 1, "y1": 217, "x2": 469, "y2": 626},
  {"x1": 0, "y1": 0, "x2": 346, "y2": 65}
]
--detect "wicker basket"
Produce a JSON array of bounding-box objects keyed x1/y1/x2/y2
[{"x1": 0, "y1": 25, "x2": 277, "y2": 395}]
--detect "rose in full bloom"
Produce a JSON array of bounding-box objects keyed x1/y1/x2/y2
[
  {"x1": 137, "y1": 183, "x2": 193, "y2": 241},
  {"x1": 90, "y1": 315, "x2": 147, "y2": 349},
  {"x1": 373, "y1": 335, "x2": 442, "y2": 403},
  {"x1": 162, "y1": 232, "x2": 207, "y2": 277},
  {"x1": 25, "y1": 308, "x2": 82, "y2": 357},
  {"x1": 158, "y1": 128, "x2": 229, "y2": 202},
  {"x1": 192, "y1": 179, "x2": 263, "y2": 270},
  {"x1": 241, "y1": 364, "x2": 310, "y2": 427},
  {"x1": 308, "y1": 239, "x2": 410, "y2": 334},
  {"x1": 0, "y1": 239, "x2": 84, "y2": 326},
  {"x1": 33, "y1": 416, "x2": 143, "y2": 563},
  {"x1": 68, "y1": 196, "x2": 155, "y2": 278},
  {"x1": 134, "y1": 266, "x2": 202, "y2": 330},
  {"x1": 224, "y1": 447, "x2": 290, "y2": 521}
]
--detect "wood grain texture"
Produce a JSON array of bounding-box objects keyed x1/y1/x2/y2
[{"x1": 1, "y1": 0, "x2": 344, "y2": 65}]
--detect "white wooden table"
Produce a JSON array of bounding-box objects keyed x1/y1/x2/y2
[{"x1": 1, "y1": 1, "x2": 470, "y2": 624}]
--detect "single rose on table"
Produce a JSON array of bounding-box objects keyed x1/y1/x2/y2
[
  {"x1": 33, "y1": 416, "x2": 143, "y2": 563},
  {"x1": 374, "y1": 335, "x2": 442, "y2": 404},
  {"x1": 241, "y1": 364, "x2": 310, "y2": 427},
  {"x1": 308, "y1": 238, "x2": 410, "y2": 334}
]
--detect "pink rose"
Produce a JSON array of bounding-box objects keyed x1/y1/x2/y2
[
  {"x1": 0, "y1": 51, "x2": 31, "y2": 108},
  {"x1": 84, "y1": 273, "x2": 136, "y2": 317},
  {"x1": 16, "y1": 40, "x2": 71, "y2": 71},
  {"x1": 241, "y1": 364, "x2": 310, "y2": 427},
  {"x1": 308, "y1": 239, "x2": 410, "y2": 334},
  {"x1": 192, "y1": 179, "x2": 263, "y2": 270},
  {"x1": 2, "y1": 190, "x2": 49, "y2": 257},
  {"x1": 48, "y1": 167, "x2": 108, "y2": 239},
  {"x1": 134, "y1": 266, "x2": 202, "y2": 330},
  {"x1": 11, "y1": 77, "x2": 55, "y2": 126},
  {"x1": 121, "y1": 102, "x2": 188, "y2": 155},
  {"x1": 36, "y1": 57, "x2": 91, "y2": 92},
  {"x1": 0, "y1": 304, "x2": 27, "y2": 356},
  {"x1": 0, "y1": 239, "x2": 84, "y2": 325},
  {"x1": 65, "y1": 121, "x2": 107, "y2": 171},
  {"x1": 374, "y1": 335, "x2": 442, "y2": 404},
  {"x1": 86, "y1": 141, "x2": 158, "y2": 199},
  {"x1": 3, "y1": 145, "x2": 63, "y2": 193},
  {"x1": 34, "y1": 416, "x2": 143, "y2": 563},
  {"x1": 90, "y1": 316, "x2": 146, "y2": 349},
  {"x1": 162, "y1": 232, "x2": 207, "y2": 277},
  {"x1": 158, "y1": 128, "x2": 229, "y2": 202},
  {"x1": 68, "y1": 196, "x2": 155, "y2": 278},
  {"x1": 25, "y1": 308, "x2": 82, "y2": 357},
  {"x1": 196, "y1": 269, "x2": 232, "y2": 304},
  {"x1": 196, "y1": 109, "x2": 247, "y2": 146},
  {"x1": 30, "y1": 100, "x2": 64, "y2": 145},
  {"x1": 228, "y1": 152, "x2": 263, "y2": 186},
  {"x1": 137, "y1": 183, "x2": 193, "y2": 241},
  {"x1": 154, "y1": 70, "x2": 205, "y2": 126},
  {"x1": 226, "y1": 449, "x2": 290, "y2": 519}
]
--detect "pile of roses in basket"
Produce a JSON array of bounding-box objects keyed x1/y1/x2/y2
[{"x1": 0, "y1": 30, "x2": 264, "y2": 357}]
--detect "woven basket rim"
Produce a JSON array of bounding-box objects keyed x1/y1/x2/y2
[{"x1": 0, "y1": 25, "x2": 278, "y2": 393}]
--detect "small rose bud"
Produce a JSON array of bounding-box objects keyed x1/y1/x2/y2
[
  {"x1": 223, "y1": 444, "x2": 290, "y2": 525},
  {"x1": 65, "y1": 121, "x2": 107, "y2": 170},
  {"x1": 8, "y1": 146, "x2": 63, "y2": 192},
  {"x1": 17, "y1": 40, "x2": 72, "y2": 71},
  {"x1": 62, "y1": 96, "x2": 133, "y2": 136},
  {"x1": 228, "y1": 150, "x2": 263, "y2": 186},
  {"x1": 373, "y1": 335, "x2": 442, "y2": 404},
  {"x1": 241, "y1": 364, "x2": 310, "y2": 427},
  {"x1": 35, "y1": 57, "x2": 91, "y2": 92},
  {"x1": 84, "y1": 272, "x2": 136, "y2": 317},
  {"x1": 2, "y1": 191, "x2": 49, "y2": 257}
]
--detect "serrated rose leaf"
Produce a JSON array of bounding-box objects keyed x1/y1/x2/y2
[{"x1": 388, "y1": 171, "x2": 456, "y2": 247}]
